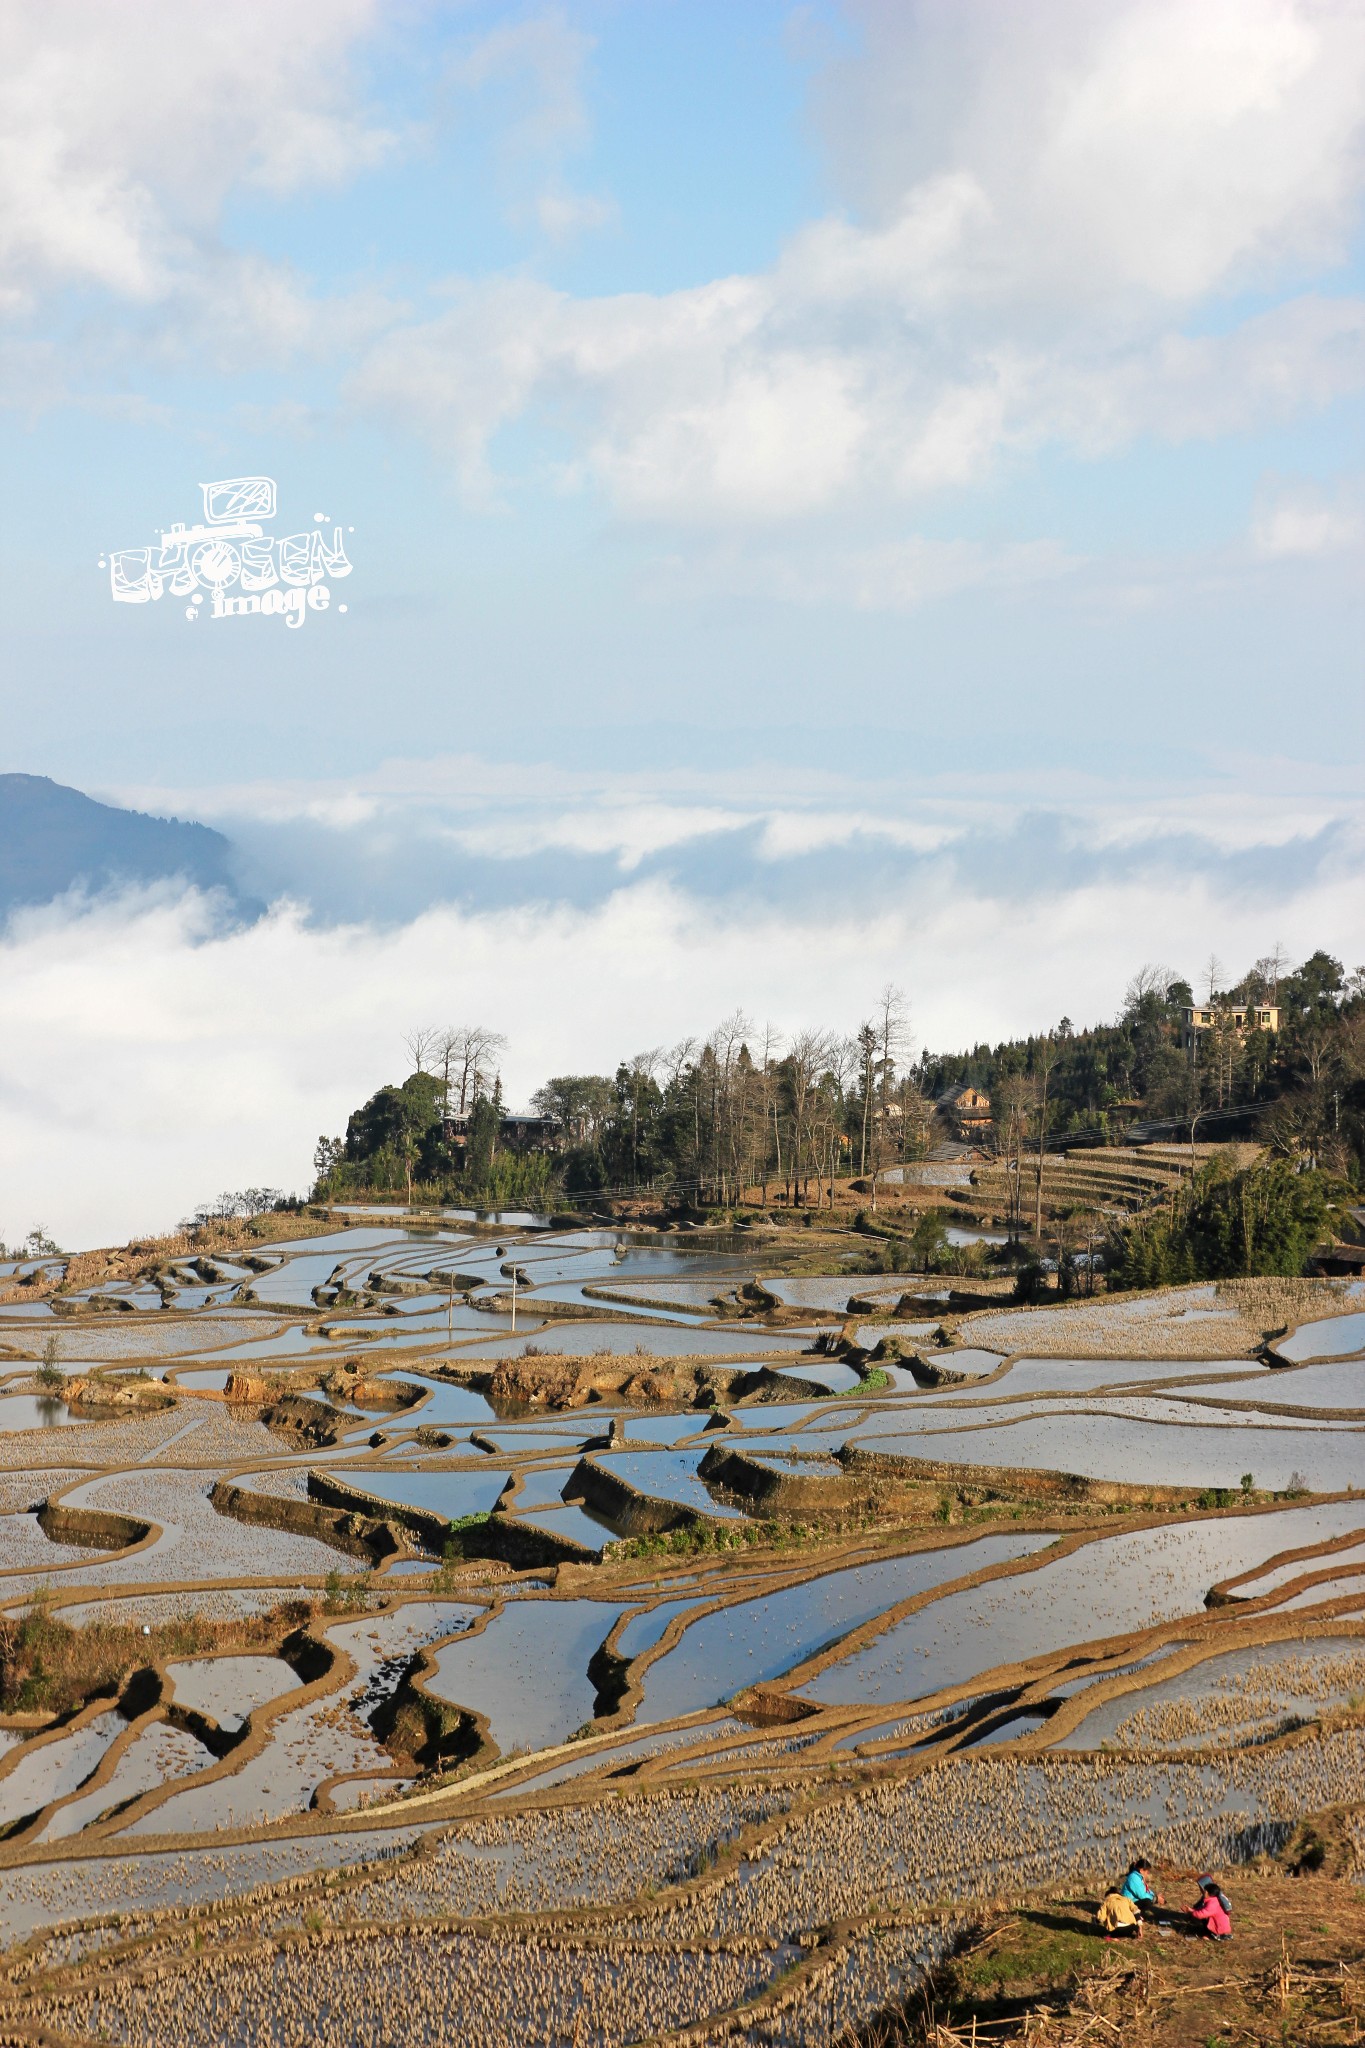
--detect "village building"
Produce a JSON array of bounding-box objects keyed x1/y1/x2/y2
[
  {"x1": 936, "y1": 1084, "x2": 994, "y2": 1140},
  {"x1": 1181, "y1": 1002, "x2": 1280, "y2": 1053}
]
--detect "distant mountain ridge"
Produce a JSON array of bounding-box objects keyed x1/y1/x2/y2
[{"x1": 0, "y1": 773, "x2": 257, "y2": 920}]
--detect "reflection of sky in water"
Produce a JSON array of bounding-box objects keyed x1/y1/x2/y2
[
  {"x1": 777, "y1": 1360, "x2": 860, "y2": 1392},
  {"x1": 426, "y1": 1598, "x2": 629, "y2": 1751},
  {"x1": 926, "y1": 1355, "x2": 1268, "y2": 1401},
  {"x1": 0, "y1": 1395, "x2": 83, "y2": 1429},
  {"x1": 463, "y1": 1322, "x2": 806, "y2": 1360},
  {"x1": 512, "y1": 1466, "x2": 580, "y2": 1509},
  {"x1": 510, "y1": 1503, "x2": 619, "y2": 1553},
  {"x1": 805, "y1": 1503, "x2": 1365, "y2": 1707},
  {"x1": 341, "y1": 1468, "x2": 509, "y2": 1520},
  {"x1": 935, "y1": 1350, "x2": 1002, "y2": 1376},
  {"x1": 1234, "y1": 1535, "x2": 1365, "y2": 1598},
  {"x1": 521, "y1": 1282, "x2": 704, "y2": 1324},
  {"x1": 40, "y1": 1723, "x2": 213, "y2": 1841},
  {"x1": 388, "y1": 1373, "x2": 495, "y2": 1424},
  {"x1": 617, "y1": 1412, "x2": 711, "y2": 1445},
  {"x1": 639, "y1": 1536, "x2": 1046, "y2": 1723},
  {"x1": 1242, "y1": 1358, "x2": 1365, "y2": 1410},
  {"x1": 0, "y1": 1716, "x2": 121, "y2": 1828},
  {"x1": 1278, "y1": 1311, "x2": 1365, "y2": 1362},
  {"x1": 593, "y1": 1446, "x2": 745, "y2": 1520},
  {"x1": 165, "y1": 1654, "x2": 299, "y2": 1730},
  {"x1": 836, "y1": 1408, "x2": 1365, "y2": 1489}
]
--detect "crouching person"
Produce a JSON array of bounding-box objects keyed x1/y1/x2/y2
[
  {"x1": 1097, "y1": 1887, "x2": 1143, "y2": 1941},
  {"x1": 1189, "y1": 1877, "x2": 1232, "y2": 1940}
]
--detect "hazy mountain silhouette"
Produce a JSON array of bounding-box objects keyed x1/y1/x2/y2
[{"x1": 0, "y1": 774, "x2": 259, "y2": 921}]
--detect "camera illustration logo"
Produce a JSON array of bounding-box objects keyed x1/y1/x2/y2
[{"x1": 101, "y1": 477, "x2": 353, "y2": 629}]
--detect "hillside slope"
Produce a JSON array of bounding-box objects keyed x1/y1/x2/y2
[{"x1": 0, "y1": 772, "x2": 256, "y2": 920}]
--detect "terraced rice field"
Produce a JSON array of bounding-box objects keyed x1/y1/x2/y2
[{"x1": 0, "y1": 1216, "x2": 1362, "y2": 2043}]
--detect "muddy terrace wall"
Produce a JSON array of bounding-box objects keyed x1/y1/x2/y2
[
  {"x1": 36, "y1": 1500, "x2": 153, "y2": 1550},
  {"x1": 565, "y1": 1453, "x2": 733, "y2": 1537},
  {"x1": 305, "y1": 1470, "x2": 598, "y2": 1568},
  {"x1": 838, "y1": 1442, "x2": 1202, "y2": 1507},
  {"x1": 210, "y1": 1476, "x2": 404, "y2": 1561},
  {"x1": 697, "y1": 1443, "x2": 873, "y2": 1513}
]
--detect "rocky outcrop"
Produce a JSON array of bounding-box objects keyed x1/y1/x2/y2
[
  {"x1": 367, "y1": 1272, "x2": 429, "y2": 1296},
  {"x1": 480, "y1": 1351, "x2": 791, "y2": 1414},
  {"x1": 64, "y1": 1377, "x2": 173, "y2": 1414},
  {"x1": 726, "y1": 1365, "x2": 834, "y2": 1403},
  {"x1": 260, "y1": 1394, "x2": 351, "y2": 1447},
  {"x1": 224, "y1": 1372, "x2": 270, "y2": 1403},
  {"x1": 484, "y1": 1352, "x2": 722, "y2": 1412}
]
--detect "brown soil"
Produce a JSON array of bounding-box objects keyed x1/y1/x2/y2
[{"x1": 880, "y1": 1865, "x2": 1365, "y2": 2044}]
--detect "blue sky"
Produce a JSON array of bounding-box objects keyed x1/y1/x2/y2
[
  {"x1": 0, "y1": 0, "x2": 1363, "y2": 1242},
  {"x1": 1, "y1": 0, "x2": 1360, "y2": 792}
]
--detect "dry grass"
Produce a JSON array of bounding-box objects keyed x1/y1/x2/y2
[
  {"x1": 864, "y1": 1866, "x2": 1365, "y2": 2045},
  {"x1": 0, "y1": 1596, "x2": 309, "y2": 1716}
]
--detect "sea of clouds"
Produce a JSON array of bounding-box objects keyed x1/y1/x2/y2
[{"x1": 3, "y1": 766, "x2": 1361, "y2": 1249}]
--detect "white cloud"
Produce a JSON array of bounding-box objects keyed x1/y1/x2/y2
[
  {"x1": 0, "y1": 0, "x2": 393, "y2": 313},
  {"x1": 815, "y1": 0, "x2": 1365, "y2": 308},
  {"x1": 449, "y1": 10, "x2": 594, "y2": 157},
  {"x1": 2, "y1": 847, "x2": 1360, "y2": 1249},
  {"x1": 535, "y1": 184, "x2": 617, "y2": 241},
  {"x1": 352, "y1": 0, "x2": 1365, "y2": 522},
  {"x1": 1252, "y1": 474, "x2": 1365, "y2": 556}
]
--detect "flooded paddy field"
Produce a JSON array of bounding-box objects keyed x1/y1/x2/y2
[{"x1": 1, "y1": 1221, "x2": 1363, "y2": 2042}]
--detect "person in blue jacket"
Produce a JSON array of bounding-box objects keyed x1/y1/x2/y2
[{"x1": 1120, "y1": 1858, "x2": 1165, "y2": 1918}]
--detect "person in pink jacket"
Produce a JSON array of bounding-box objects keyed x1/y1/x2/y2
[{"x1": 1189, "y1": 1877, "x2": 1232, "y2": 1939}]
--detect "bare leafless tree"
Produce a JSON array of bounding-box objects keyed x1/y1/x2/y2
[
  {"x1": 785, "y1": 1028, "x2": 833, "y2": 1206},
  {"x1": 403, "y1": 1025, "x2": 441, "y2": 1074},
  {"x1": 441, "y1": 1026, "x2": 508, "y2": 1115},
  {"x1": 871, "y1": 983, "x2": 910, "y2": 1211},
  {"x1": 1261, "y1": 942, "x2": 1289, "y2": 1003},
  {"x1": 757, "y1": 1024, "x2": 783, "y2": 1206},
  {"x1": 1203, "y1": 953, "x2": 1225, "y2": 1004},
  {"x1": 1123, "y1": 963, "x2": 1180, "y2": 1014},
  {"x1": 990, "y1": 1074, "x2": 1030, "y2": 1242}
]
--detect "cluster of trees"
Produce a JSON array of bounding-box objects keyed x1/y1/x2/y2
[
  {"x1": 314, "y1": 1026, "x2": 554, "y2": 1210},
  {"x1": 0, "y1": 1227, "x2": 63, "y2": 1261},
  {"x1": 314, "y1": 991, "x2": 931, "y2": 1210},
  {"x1": 924, "y1": 949, "x2": 1365, "y2": 1180},
  {"x1": 180, "y1": 1188, "x2": 288, "y2": 1228},
  {"x1": 312, "y1": 948, "x2": 1364, "y2": 1230},
  {"x1": 1108, "y1": 1155, "x2": 1339, "y2": 1287},
  {"x1": 528, "y1": 992, "x2": 929, "y2": 1208}
]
